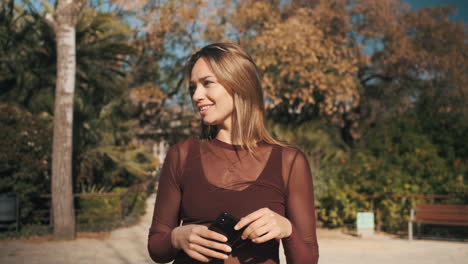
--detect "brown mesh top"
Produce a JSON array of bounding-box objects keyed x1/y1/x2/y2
[{"x1": 148, "y1": 137, "x2": 319, "y2": 264}]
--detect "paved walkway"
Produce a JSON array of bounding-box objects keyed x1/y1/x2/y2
[{"x1": 1, "y1": 194, "x2": 467, "y2": 264}]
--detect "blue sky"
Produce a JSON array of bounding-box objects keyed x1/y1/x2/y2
[
  {"x1": 406, "y1": 0, "x2": 468, "y2": 22},
  {"x1": 26, "y1": 1, "x2": 467, "y2": 23}
]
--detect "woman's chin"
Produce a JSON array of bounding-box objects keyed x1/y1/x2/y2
[{"x1": 202, "y1": 119, "x2": 218, "y2": 126}]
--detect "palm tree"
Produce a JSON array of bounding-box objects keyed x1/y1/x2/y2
[
  {"x1": 0, "y1": 0, "x2": 55, "y2": 110},
  {"x1": 43, "y1": 0, "x2": 136, "y2": 239},
  {"x1": 1, "y1": 1, "x2": 153, "y2": 232}
]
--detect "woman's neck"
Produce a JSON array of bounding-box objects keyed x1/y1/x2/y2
[{"x1": 215, "y1": 128, "x2": 241, "y2": 145}]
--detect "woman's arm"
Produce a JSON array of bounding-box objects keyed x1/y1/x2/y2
[
  {"x1": 148, "y1": 139, "x2": 232, "y2": 263},
  {"x1": 282, "y1": 149, "x2": 319, "y2": 264},
  {"x1": 148, "y1": 145, "x2": 183, "y2": 263}
]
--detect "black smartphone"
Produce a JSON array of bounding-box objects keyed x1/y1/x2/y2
[{"x1": 208, "y1": 212, "x2": 246, "y2": 248}]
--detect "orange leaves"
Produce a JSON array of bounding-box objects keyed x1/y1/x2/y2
[
  {"x1": 116, "y1": 0, "x2": 467, "y2": 129},
  {"x1": 131, "y1": 83, "x2": 167, "y2": 117},
  {"x1": 352, "y1": 0, "x2": 468, "y2": 118},
  {"x1": 132, "y1": 83, "x2": 166, "y2": 103},
  {"x1": 231, "y1": 0, "x2": 278, "y2": 34},
  {"x1": 109, "y1": 0, "x2": 143, "y2": 11},
  {"x1": 243, "y1": 3, "x2": 360, "y2": 117}
]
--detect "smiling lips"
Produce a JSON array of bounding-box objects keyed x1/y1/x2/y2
[{"x1": 199, "y1": 104, "x2": 214, "y2": 114}]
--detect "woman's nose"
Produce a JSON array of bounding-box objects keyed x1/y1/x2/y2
[{"x1": 192, "y1": 84, "x2": 204, "y2": 102}]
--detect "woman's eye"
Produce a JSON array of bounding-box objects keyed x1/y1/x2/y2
[{"x1": 204, "y1": 81, "x2": 213, "y2": 86}]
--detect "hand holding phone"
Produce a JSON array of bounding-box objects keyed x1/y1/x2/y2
[
  {"x1": 172, "y1": 224, "x2": 232, "y2": 263},
  {"x1": 209, "y1": 212, "x2": 246, "y2": 248}
]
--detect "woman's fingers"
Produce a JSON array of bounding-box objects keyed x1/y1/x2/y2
[
  {"x1": 174, "y1": 224, "x2": 232, "y2": 261},
  {"x1": 241, "y1": 216, "x2": 269, "y2": 240},
  {"x1": 189, "y1": 243, "x2": 229, "y2": 260},
  {"x1": 186, "y1": 249, "x2": 212, "y2": 263},
  {"x1": 195, "y1": 225, "x2": 228, "y2": 242},
  {"x1": 189, "y1": 233, "x2": 232, "y2": 253},
  {"x1": 186, "y1": 225, "x2": 231, "y2": 260},
  {"x1": 251, "y1": 223, "x2": 279, "y2": 243},
  {"x1": 236, "y1": 208, "x2": 275, "y2": 240},
  {"x1": 235, "y1": 207, "x2": 269, "y2": 230},
  {"x1": 234, "y1": 208, "x2": 292, "y2": 243},
  {"x1": 245, "y1": 220, "x2": 279, "y2": 242}
]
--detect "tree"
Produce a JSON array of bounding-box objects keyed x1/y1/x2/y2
[
  {"x1": 112, "y1": 0, "x2": 207, "y2": 143},
  {"x1": 0, "y1": 1, "x2": 56, "y2": 110},
  {"x1": 211, "y1": 0, "x2": 360, "y2": 128},
  {"x1": 1, "y1": 1, "x2": 151, "y2": 227},
  {"x1": 45, "y1": 0, "x2": 86, "y2": 240},
  {"x1": 351, "y1": 0, "x2": 468, "y2": 134},
  {"x1": 0, "y1": 104, "x2": 52, "y2": 226},
  {"x1": 72, "y1": 7, "x2": 138, "y2": 189}
]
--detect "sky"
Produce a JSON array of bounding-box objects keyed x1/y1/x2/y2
[
  {"x1": 25, "y1": 1, "x2": 468, "y2": 23},
  {"x1": 405, "y1": 0, "x2": 468, "y2": 22}
]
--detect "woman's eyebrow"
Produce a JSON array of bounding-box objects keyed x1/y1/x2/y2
[{"x1": 191, "y1": 75, "x2": 215, "y2": 83}]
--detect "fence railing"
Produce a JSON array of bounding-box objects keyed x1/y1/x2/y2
[{"x1": 31, "y1": 179, "x2": 154, "y2": 226}]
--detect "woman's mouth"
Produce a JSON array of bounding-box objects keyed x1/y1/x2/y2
[{"x1": 199, "y1": 104, "x2": 213, "y2": 114}]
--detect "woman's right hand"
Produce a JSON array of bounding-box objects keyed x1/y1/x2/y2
[{"x1": 171, "y1": 224, "x2": 232, "y2": 262}]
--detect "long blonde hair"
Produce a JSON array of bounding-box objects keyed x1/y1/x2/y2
[{"x1": 185, "y1": 42, "x2": 287, "y2": 151}]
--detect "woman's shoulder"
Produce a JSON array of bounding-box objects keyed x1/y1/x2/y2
[
  {"x1": 272, "y1": 141, "x2": 304, "y2": 156},
  {"x1": 164, "y1": 137, "x2": 200, "y2": 166},
  {"x1": 270, "y1": 142, "x2": 309, "y2": 166},
  {"x1": 169, "y1": 136, "x2": 199, "y2": 152}
]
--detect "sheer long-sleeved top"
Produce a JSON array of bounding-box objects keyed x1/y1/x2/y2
[{"x1": 148, "y1": 137, "x2": 319, "y2": 264}]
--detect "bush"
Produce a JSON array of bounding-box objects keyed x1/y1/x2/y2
[
  {"x1": 0, "y1": 224, "x2": 52, "y2": 239},
  {"x1": 0, "y1": 104, "x2": 52, "y2": 225},
  {"x1": 120, "y1": 187, "x2": 147, "y2": 217},
  {"x1": 77, "y1": 195, "x2": 122, "y2": 224},
  {"x1": 317, "y1": 114, "x2": 466, "y2": 231},
  {"x1": 76, "y1": 185, "x2": 148, "y2": 226},
  {"x1": 0, "y1": 184, "x2": 151, "y2": 237},
  {"x1": 317, "y1": 183, "x2": 370, "y2": 228}
]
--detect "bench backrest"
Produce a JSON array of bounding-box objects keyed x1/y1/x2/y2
[{"x1": 415, "y1": 204, "x2": 468, "y2": 226}]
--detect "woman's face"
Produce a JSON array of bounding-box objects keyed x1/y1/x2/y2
[{"x1": 190, "y1": 58, "x2": 234, "y2": 130}]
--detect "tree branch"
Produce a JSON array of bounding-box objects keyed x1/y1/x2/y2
[
  {"x1": 45, "y1": 13, "x2": 57, "y2": 31},
  {"x1": 360, "y1": 74, "x2": 393, "y2": 85}
]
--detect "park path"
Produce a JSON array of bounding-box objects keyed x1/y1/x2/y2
[{"x1": 1, "y1": 194, "x2": 467, "y2": 264}]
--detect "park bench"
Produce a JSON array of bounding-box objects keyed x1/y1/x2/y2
[
  {"x1": 0, "y1": 193, "x2": 19, "y2": 232},
  {"x1": 408, "y1": 203, "x2": 468, "y2": 240}
]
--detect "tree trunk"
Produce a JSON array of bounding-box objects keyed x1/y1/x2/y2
[{"x1": 47, "y1": 0, "x2": 84, "y2": 240}]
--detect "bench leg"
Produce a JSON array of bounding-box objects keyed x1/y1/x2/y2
[
  {"x1": 408, "y1": 221, "x2": 413, "y2": 240},
  {"x1": 16, "y1": 194, "x2": 19, "y2": 232},
  {"x1": 417, "y1": 223, "x2": 421, "y2": 239},
  {"x1": 408, "y1": 209, "x2": 414, "y2": 240}
]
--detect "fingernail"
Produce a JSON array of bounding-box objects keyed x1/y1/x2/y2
[
  {"x1": 226, "y1": 246, "x2": 232, "y2": 252},
  {"x1": 234, "y1": 225, "x2": 238, "y2": 230},
  {"x1": 223, "y1": 254, "x2": 228, "y2": 259}
]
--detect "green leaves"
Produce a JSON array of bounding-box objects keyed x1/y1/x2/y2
[
  {"x1": 317, "y1": 112, "x2": 464, "y2": 230},
  {"x1": 0, "y1": 104, "x2": 52, "y2": 224}
]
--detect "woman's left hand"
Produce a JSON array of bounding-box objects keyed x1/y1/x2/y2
[{"x1": 234, "y1": 207, "x2": 292, "y2": 244}]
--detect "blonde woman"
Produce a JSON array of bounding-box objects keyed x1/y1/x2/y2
[{"x1": 148, "y1": 43, "x2": 319, "y2": 264}]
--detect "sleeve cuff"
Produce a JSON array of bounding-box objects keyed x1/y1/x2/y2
[{"x1": 148, "y1": 229, "x2": 179, "y2": 263}]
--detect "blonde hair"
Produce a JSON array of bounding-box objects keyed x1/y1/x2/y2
[{"x1": 184, "y1": 42, "x2": 287, "y2": 151}]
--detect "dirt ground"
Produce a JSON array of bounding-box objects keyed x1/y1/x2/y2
[{"x1": 1, "y1": 194, "x2": 467, "y2": 264}]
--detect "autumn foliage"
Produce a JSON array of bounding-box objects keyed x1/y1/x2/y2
[{"x1": 1, "y1": 0, "x2": 467, "y2": 232}]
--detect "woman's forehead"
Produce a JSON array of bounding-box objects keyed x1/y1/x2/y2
[{"x1": 191, "y1": 58, "x2": 216, "y2": 81}]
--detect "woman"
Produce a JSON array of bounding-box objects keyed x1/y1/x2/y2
[{"x1": 148, "y1": 43, "x2": 319, "y2": 264}]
